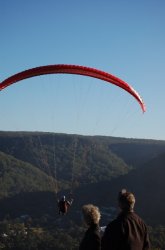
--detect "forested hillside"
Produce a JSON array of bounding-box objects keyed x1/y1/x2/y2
[
  {"x1": 74, "y1": 151, "x2": 165, "y2": 225},
  {"x1": 0, "y1": 131, "x2": 165, "y2": 249},
  {"x1": 0, "y1": 131, "x2": 165, "y2": 204},
  {"x1": 0, "y1": 151, "x2": 55, "y2": 198},
  {"x1": 0, "y1": 132, "x2": 134, "y2": 196},
  {"x1": 0, "y1": 131, "x2": 165, "y2": 200}
]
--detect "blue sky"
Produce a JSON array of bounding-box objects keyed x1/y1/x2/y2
[{"x1": 1, "y1": 0, "x2": 165, "y2": 140}]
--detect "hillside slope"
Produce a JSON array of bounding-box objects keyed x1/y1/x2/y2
[
  {"x1": 0, "y1": 131, "x2": 165, "y2": 225},
  {"x1": 0, "y1": 151, "x2": 56, "y2": 198},
  {"x1": 74, "y1": 152, "x2": 165, "y2": 225},
  {"x1": 0, "y1": 132, "x2": 132, "y2": 190}
]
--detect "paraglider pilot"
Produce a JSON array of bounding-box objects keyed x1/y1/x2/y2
[{"x1": 58, "y1": 195, "x2": 73, "y2": 215}]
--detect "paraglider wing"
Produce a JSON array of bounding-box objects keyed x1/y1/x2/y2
[{"x1": 0, "y1": 64, "x2": 146, "y2": 112}]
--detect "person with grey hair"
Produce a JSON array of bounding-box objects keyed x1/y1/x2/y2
[
  {"x1": 101, "y1": 189, "x2": 150, "y2": 250},
  {"x1": 79, "y1": 204, "x2": 101, "y2": 250}
]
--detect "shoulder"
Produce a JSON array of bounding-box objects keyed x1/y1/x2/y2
[
  {"x1": 131, "y1": 212, "x2": 148, "y2": 228},
  {"x1": 128, "y1": 212, "x2": 146, "y2": 222},
  {"x1": 80, "y1": 226, "x2": 101, "y2": 250},
  {"x1": 120, "y1": 212, "x2": 148, "y2": 233}
]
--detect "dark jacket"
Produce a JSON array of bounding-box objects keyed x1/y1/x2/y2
[
  {"x1": 79, "y1": 223, "x2": 101, "y2": 250},
  {"x1": 101, "y1": 211, "x2": 150, "y2": 250},
  {"x1": 58, "y1": 200, "x2": 71, "y2": 214}
]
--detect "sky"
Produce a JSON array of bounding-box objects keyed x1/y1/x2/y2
[{"x1": 1, "y1": 0, "x2": 165, "y2": 140}]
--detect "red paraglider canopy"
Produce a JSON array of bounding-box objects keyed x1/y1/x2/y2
[{"x1": 0, "y1": 64, "x2": 146, "y2": 112}]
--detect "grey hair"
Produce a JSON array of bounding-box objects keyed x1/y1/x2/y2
[{"x1": 82, "y1": 204, "x2": 101, "y2": 226}]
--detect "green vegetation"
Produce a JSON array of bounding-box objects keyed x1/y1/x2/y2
[
  {"x1": 0, "y1": 219, "x2": 164, "y2": 250},
  {"x1": 0, "y1": 152, "x2": 55, "y2": 198},
  {"x1": 0, "y1": 131, "x2": 165, "y2": 249},
  {"x1": 0, "y1": 132, "x2": 134, "y2": 198}
]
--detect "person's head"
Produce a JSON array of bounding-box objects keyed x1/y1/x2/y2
[
  {"x1": 118, "y1": 189, "x2": 135, "y2": 211},
  {"x1": 82, "y1": 204, "x2": 101, "y2": 226}
]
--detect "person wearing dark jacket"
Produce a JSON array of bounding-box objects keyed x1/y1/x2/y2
[
  {"x1": 58, "y1": 195, "x2": 73, "y2": 215},
  {"x1": 79, "y1": 204, "x2": 101, "y2": 250},
  {"x1": 101, "y1": 189, "x2": 150, "y2": 250}
]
